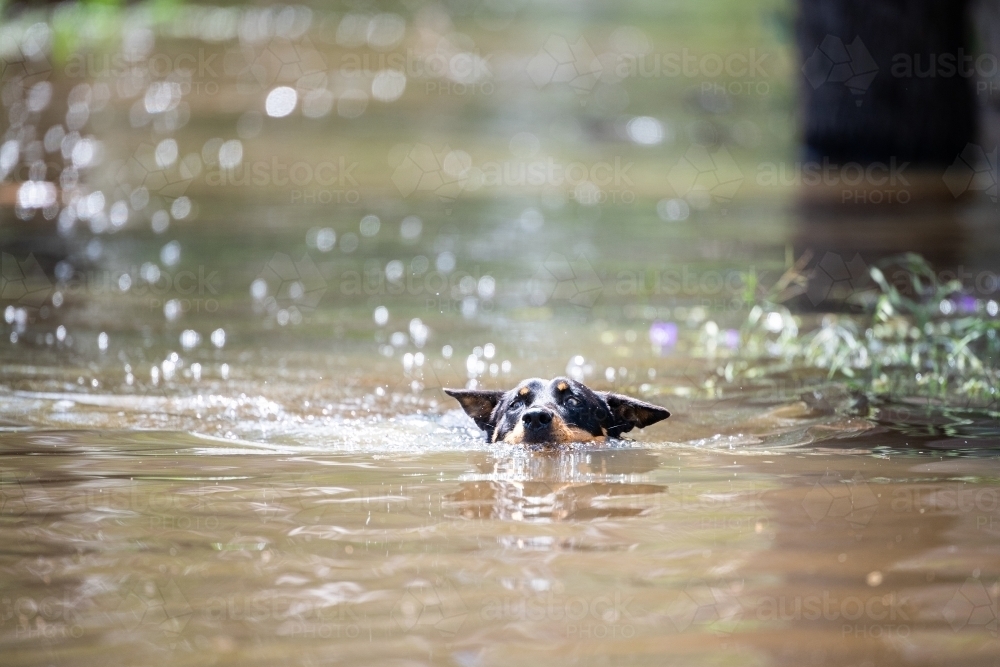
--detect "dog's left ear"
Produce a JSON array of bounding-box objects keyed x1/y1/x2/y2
[
  {"x1": 444, "y1": 389, "x2": 504, "y2": 433},
  {"x1": 600, "y1": 393, "x2": 670, "y2": 438}
]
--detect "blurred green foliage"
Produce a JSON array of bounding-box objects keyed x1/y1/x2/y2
[{"x1": 732, "y1": 254, "x2": 999, "y2": 410}]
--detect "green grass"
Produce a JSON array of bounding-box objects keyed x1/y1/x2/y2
[{"x1": 730, "y1": 254, "x2": 1000, "y2": 410}]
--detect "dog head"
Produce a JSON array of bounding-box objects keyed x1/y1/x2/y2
[{"x1": 445, "y1": 377, "x2": 670, "y2": 445}]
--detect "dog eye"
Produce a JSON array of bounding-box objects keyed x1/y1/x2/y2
[{"x1": 565, "y1": 396, "x2": 581, "y2": 407}]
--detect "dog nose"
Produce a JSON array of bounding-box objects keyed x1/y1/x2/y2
[{"x1": 522, "y1": 408, "x2": 553, "y2": 430}]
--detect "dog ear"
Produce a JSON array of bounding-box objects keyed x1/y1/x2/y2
[
  {"x1": 444, "y1": 389, "x2": 504, "y2": 432},
  {"x1": 600, "y1": 393, "x2": 670, "y2": 437}
]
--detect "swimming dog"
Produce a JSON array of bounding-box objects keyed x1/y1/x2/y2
[{"x1": 445, "y1": 377, "x2": 669, "y2": 445}]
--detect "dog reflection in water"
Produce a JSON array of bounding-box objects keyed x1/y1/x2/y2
[{"x1": 445, "y1": 449, "x2": 664, "y2": 522}]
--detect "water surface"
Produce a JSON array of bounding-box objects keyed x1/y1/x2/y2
[{"x1": 2, "y1": 2, "x2": 999, "y2": 665}]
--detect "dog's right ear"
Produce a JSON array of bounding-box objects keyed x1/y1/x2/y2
[{"x1": 444, "y1": 389, "x2": 504, "y2": 433}]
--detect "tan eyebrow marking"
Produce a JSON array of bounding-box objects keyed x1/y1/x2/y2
[
  {"x1": 518, "y1": 387, "x2": 530, "y2": 396},
  {"x1": 556, "y1": 381, "x2": 568, "y2": 391}
]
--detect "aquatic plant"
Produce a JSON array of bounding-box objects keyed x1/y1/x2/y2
[{"x1": 735, "y1": 253, "x2": 999, "y2": 409}]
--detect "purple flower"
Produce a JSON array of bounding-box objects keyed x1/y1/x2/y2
[
  {"x1": 721, "y1": 329, "x2": 740, "y2": 349},
  {"x1": 649, "y1": 321, "x2": 678, "y2": 350},
  {"x1": 957, "y1": 295, "x2": 978, "y2": 314}
]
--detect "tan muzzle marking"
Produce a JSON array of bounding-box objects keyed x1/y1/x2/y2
[{"x1": 500, "y1": 413, "x2": 605, "y2": 444}]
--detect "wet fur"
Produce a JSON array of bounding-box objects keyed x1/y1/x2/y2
[
  {"x1": 496, "y1": 413, "x2": 606, "y2": 445},
  {"x1": 446, "y1": 377, "x2": 669, "y2": 446}
]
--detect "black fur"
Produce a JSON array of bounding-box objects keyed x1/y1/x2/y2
[{"x1": 445, "y1": 377, "x2": 670, "y2": 444}]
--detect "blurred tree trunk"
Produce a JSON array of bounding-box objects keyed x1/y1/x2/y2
[
  {"x1": 796, "y1": 0, "x2": 978, "y2": 166},
  {"x1": 976, "y1": 0, "x2": 1000, "y2": 151},
  {"x1": 791, "y1": 0, "x2": 999, "y2": 309}
]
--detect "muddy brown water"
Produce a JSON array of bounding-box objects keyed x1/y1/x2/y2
[
  {"x1": 3, "y1": 3, "x2": 1000, "y2": 665},
  {"x1": 2, "y1": 348, "x2": 999, "y2": 667}
]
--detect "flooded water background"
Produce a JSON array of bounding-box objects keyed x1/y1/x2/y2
[{"x1": 2, "y1": 1, "x2": 1000, "y2": 665}]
